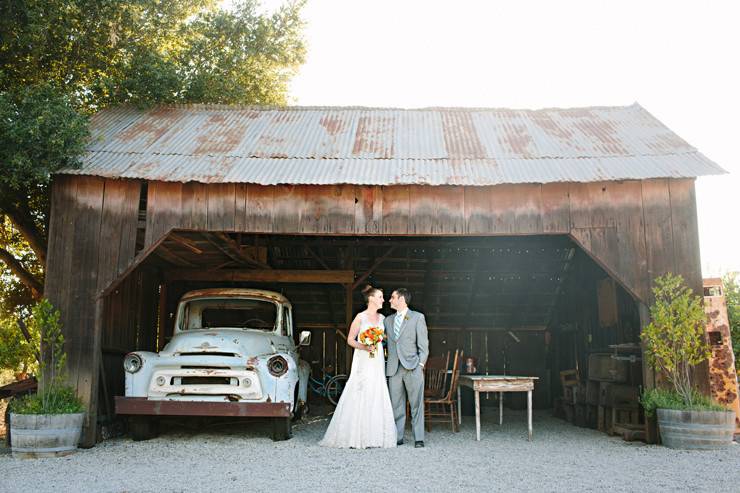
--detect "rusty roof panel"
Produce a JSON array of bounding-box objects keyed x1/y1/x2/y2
[{"x1": 72, "y1": 104, "x2": 726, "y2": 185}]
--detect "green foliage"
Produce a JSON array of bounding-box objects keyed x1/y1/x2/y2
[
  {"x1": 0, "y1": 316, "x2": 38, "y2": 375},
  {"x1": 10, "y1": 385, "x2": 84, "y2": 414},
  {"x1": 641, "y1": 273, "x2": 710, "y2": 408},
  {"x1": 0, "y1": 84, "x2": 90, "y2": 191},
  {"x1": 8, "y1": 299, "x2": 83, "y2": 414},
  {"x1": 0, "y1": 0, "x2": 307, "y2": 109},
  {"x1": 722, "y1": 272, "x2": 740, "y2": 375},
  {"x1": 0, "y1": 0, "x2": 306, "y2": 350},
  {"x1": 640, "y1": 387, "x2": 725, "y2": 417}
]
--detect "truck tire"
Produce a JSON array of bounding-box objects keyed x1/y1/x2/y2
[
  {"x1": 271, "y1": 417, "x2": 292, "y2": 441},
  {"x1": 129, "y1": 416, "x2": 158, "y2": 441}
]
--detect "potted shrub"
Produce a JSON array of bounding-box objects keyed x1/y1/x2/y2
[
  {"x1": 641, "y1": 274, "x2": 735, "y2": 449},
  {"x1": 8, "y1": 300, "x2": 85, "y2": 458}
]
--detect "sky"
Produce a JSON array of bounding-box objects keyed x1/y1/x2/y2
[{"x1": 264, "y1": 0, "x2": 739, "y2": 276}]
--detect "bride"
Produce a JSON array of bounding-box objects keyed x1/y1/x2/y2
[{"x1": 319, "y1": 285, "x2": 397, "y2": 448}]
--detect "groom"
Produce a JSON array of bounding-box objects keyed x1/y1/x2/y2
[{"x1": 385, "y1": 288, "x2": 429, "y2": 448}]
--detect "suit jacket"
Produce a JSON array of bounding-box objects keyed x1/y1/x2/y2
[{"x1": 385, "y1": 309, "x2": 429, "y2": 376}]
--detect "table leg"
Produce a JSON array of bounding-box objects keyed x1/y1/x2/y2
[
  {"x1": 457, "y1": 385, "x2": 462, "y2": 425},
  {"x1": 474, "y1": 390, "x2": 481, "y2": 441},
  {"x1": 527, "y1": 389, "x2": 532, "y2": 441},
  {"x1": 499, "y1": 391, "x2": 503, "y2": 425}
]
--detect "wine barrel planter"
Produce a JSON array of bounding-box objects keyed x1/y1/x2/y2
[
  {"x1": 657, "y1": 408, "x2": 735, "y2": 450},
  {"x1": 9, "y1": 412, "x2": 85, "y2": 458}
]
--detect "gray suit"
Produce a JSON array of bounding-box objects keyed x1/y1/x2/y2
[{"x1": 385, "y1": 310, "x2": 429, "y2": 442}]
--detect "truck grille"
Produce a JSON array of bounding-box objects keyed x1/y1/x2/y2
[{"x1": 180, "y1": 376, "x2": 234, "y2": 386}]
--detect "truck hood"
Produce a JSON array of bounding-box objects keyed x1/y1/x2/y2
[{"x1": 163, "y1": 328, "x2": 291, "y2": 358}]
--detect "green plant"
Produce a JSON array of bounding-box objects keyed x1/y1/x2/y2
[
  {"x1": 641, "y1": 273, "x2": 711, "y2": 408},
  {"x1": 9, "y1": 299, "x2": 83, "y2": 414},
  {"x1": 721, "y1": 272, "x2": 740, "y2": 375},
  {"x1": 0, "y1": 315, "x2": 38, "y2": 375},
  {"x1": 640, "y1": 388, "x2": 725, "y2": 417}
]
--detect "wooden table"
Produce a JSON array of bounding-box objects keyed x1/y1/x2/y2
[{"x1": 457, "y1": 375, "x2": 539, "y2": 441}]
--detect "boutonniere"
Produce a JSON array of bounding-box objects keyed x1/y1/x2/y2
[{"x1": 404, "y1": 316, "x2": 410, "y2": 321}]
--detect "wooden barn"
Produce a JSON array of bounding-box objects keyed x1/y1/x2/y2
[{"x1": 46, "y1": 104, "x2": 725, "y2": 446}]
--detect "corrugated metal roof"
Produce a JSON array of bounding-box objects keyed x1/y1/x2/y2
[{"x1": 66, "y1": 103, "x2": 726, "y2": 185}]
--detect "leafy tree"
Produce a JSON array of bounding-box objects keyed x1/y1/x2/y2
[
  {"x1": 722, "y1": 272, "x2": 740, "y2": 374},
  {"x1": 0, "y1": 0, "x2": 306, "y2": 360},
  {"x1": 641, "y1": 273, "x2": 710, "y2": 408}
]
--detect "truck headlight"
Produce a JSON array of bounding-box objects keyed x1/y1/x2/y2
[
  {"x1": 123, "y1": 353, "x2": 143, "y2": 373},
  {"x1": 267, "y1": 355, "x2": 288, "y2": 377}
]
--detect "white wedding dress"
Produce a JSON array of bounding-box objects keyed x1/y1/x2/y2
[{"x1": 319, "y1": 312, "x2": 397, "y2": 448}]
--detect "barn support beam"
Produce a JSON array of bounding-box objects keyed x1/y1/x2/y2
[{"x1": 163, "y1": 269, "x2": 354, "y2": 284}]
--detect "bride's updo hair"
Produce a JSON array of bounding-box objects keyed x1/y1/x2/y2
[{"x1": 361, "y1": 284, "x2": 381, "y2": 303}]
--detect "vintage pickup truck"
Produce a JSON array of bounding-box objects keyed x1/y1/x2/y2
[{"x1": 114, "y1": 288, "x2": 311, "y2": 441}]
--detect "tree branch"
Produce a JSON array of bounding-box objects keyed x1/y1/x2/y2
[
  {"x1": 0, "y1": 246, "x2": 43, "y2": 299},
  {"x1": 2, "y1": 206, "x2": 47, "y2": 265}
]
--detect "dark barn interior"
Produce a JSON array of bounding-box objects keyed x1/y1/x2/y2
[{"x1": 99, "y1": 231, "x2": 643, "y2": 425}]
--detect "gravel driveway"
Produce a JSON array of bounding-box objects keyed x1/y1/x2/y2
[{"x1": 1, "y1": 409, "x2": 739, "y2": 493}]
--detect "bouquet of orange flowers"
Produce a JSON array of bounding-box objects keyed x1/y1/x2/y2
[{"x1": 358, "y1": 326, "x2": 384, "y2": 358}]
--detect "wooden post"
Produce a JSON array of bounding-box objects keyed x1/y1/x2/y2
[
  {"x1": 638, "y1": 302, "x2": 654, "y2": 390},
  {"x1": 457, "y1": 385, "x2": 462, "y2": 425},
  {"x1": 474, "y1": 390, "x2": 481, "y2": 441},
  {"x1": 158, "y1": 283, "x2": 168, "y2": 351},
  {"x1": 527, "y1": 389, "x2": 533, "y2": 441}
]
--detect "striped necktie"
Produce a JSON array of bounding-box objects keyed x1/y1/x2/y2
[{"x1": 394, "y1": 313, "x2": 403, "y2": 340}]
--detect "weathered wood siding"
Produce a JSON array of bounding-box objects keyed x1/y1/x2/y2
[
  {"x1": 45, "y1": 175, "x2": 703, "y2": 444},
  {"x1": 45, "y1": 176, "x2": 141, "y2": 446},
  {"x1": 143, "y1": 178, "x2": 702, "y2": 300}
]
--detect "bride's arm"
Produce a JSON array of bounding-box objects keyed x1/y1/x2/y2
[{"x1": 347, "y1": 314, "x2": 372, "y2": 351}]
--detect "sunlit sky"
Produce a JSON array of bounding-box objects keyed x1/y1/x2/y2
[{"x1": 261, "y1": 0, "x2": 739, "y2": 276}]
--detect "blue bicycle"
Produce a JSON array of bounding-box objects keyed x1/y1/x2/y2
[{"x1": 308, "y1": 365, "x2": 348, "y2": 406}]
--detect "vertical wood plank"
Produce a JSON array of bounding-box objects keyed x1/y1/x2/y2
[
  {"x1": 234, "y1": 183, "x2": 248, "y2": 232},
  {"x1": 245, "y1": 184, "x2": 274, "y2": 233},
  {"x1": 182, "y1": 182, "x2": 208, "y2": 230},
  {"x1": 207, "y1": 183, "x2": 236, "y2": 231},
  {"x1": 299, "y1": 185, "x2": 322, "y2": 234},
  {"x1": 569, "y1": 181, "x2": 616, "y2": 229},
  {"x1": 490, "y1": 184, "x2": 543, "y2": 234},
  {"x1": 326, "y1": 184, "x2": 356, "y2": 233},
  {"x1": 433, "y1": 186, "x2": 465, "y2": 234},
  {"x1": 464, "y1": 187, "x2": 492, "y2": 234},
  {"x1": 354, "y1": 185, "x2": 383, "y2": 234},
  {"x1": 145, "y1": 181, "x2": 183, "y2": 247},
  {"x1": 613, "y1": 181, "x2": 649, "y2": 302},
  {"x1": 272, "y1": 185, "x2": 302, "y2": 233},
  {"x1": 541, "y1": 183, "x2": 571, "y2": 233},
  {"x1": 66, "y1": 176, "x2": 105, "y2": 447},
  {"x1": 641, "y1": 179, "x2": 676, "y2": 294},
  {"x1": 381, "y1": 186, "x2": 409, "y2": 234},
  {"x1": 669, "y1": 179, "x2": 702, "y2": 294},
  {"x1": 408, "y1": 185, "x2": 435, "y2": 234}
]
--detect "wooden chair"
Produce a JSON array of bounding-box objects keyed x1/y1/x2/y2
[
  {"x1": 424, "y1": 352, "x2": 450, "y2": 399},
  {"x1": 424, "y1": 349, "x2": 463, "y2": 432}
]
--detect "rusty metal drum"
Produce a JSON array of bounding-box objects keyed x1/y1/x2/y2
[
  {"x1": 9, "y1": 412, "x2": 85, "y2": 458},
  {"x1": 657, "y1": 408, "x2": 735, "y2": 450}
]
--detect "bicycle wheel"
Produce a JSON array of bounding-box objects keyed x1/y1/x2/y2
[{"x1": 325, "y1": 374, "x2": 348, "y2": 406}]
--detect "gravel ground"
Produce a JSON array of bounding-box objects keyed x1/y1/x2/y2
[{"x1": 1, "y1": 408, "x2": 739, "y2": 493}]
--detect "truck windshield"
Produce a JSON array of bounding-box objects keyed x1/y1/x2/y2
[{"x1": 182, "y1": 298, "x2": 278, "y2": 331}]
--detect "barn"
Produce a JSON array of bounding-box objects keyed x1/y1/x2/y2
[{"x1": 46, "y1": 104, "x2": 725, "y2": 446}]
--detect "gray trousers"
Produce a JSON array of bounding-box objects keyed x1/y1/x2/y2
[{"x1": 388, "y1": 365, "x2": 424, "y2": 442}]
